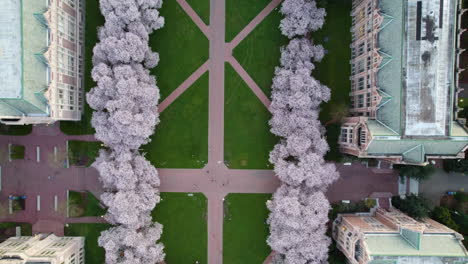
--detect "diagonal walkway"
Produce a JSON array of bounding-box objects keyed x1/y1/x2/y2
[
  {"x1": 227, "y1": 55, "x2": 272, "y2": 108},
  {"x1": 158, "y1": 61, "x2": 210, "y2": 113},
  {"x1": 176, "y1": 0, "x2": 210, "y2": 37}
]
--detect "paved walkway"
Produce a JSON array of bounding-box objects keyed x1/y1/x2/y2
[
  {"x1": 0, "y1": 1, "x2": 399, "y2": 263},
  {"x1": 420, "y1": 168, "x2": 468, "y2": 205}
]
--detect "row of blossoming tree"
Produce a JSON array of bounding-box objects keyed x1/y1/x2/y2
[
  {"x1": 267, "y1": 0, "x2": 340, "y2": 263},
  {"x1": 86, "y1": 0, "x2": 166, "y2": 263}
]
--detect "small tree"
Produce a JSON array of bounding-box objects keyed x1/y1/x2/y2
[
  {"x1": 443, "y1": 159, "x2": 468, "y2": 174},
  {"x1": 431, "y1": 206, "x2": 459, "y2": 231},
  {"x1": 392, "y1": 194, "x2": 431, "y2": 220},
  {"x1": 394, "y1": 164, "x2": 436, "y2": 181}
]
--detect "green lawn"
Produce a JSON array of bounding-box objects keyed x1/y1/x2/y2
[
  {"x1": 64, "y1": 223, "x2": 111, "y2": 264},
  {"x1": 152, "y1": 192, "x2": 207, "y2": 264},
  {"x1": 150, "y1": 0, "x2": 209, "y2": 101},
  {"x1": 225, "y1": 0, "x2": 272, "y2": 42},
  {"x1": 233, "y1": 8, "x2": 288, "y2": 97},
  {"x1": 0, "y1": 124, "x2": 32, "y2": 136},
  {"x1": 0, "y1": 222, "x2": 32, "y2": 237},
  {"x1": 314, "y1": 0, "x2": 352, "y2": 161},
  {"x1": 68, "y1": 191, "x2": 106, "y2": 217},
  {"x1": 223, "y1": 193, "x2": 272, "y2": 264},
  {"x1": 10, "y1": 144, "x2": 25, "y2": 160},
  {"x1": 60, "y1": 0, "x2": 104, "y2": 135},
  {"x1": 68, "y1": 141, "x2": 102, "y2": 167},
  {"x1": 224, "y1": 63, "x2": 276, "y2": 169},
  {"x1": 144, "y1": 73, "x2": 208, "y2": 168},
  {"x1": 186, "y1": 0, "x2": 210, "y2": 25}
]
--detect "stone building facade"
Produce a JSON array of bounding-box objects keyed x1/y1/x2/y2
[
  {"x1": 333, "y1": 208, "x2": 468, "y2": 264},
  {"x1": 0, "y1": 0, "x2": 84, "y2": 125},
  {"x1": 0, "y1": 234, "x2": 84, "y2": 264},
  {"x1": 340, "y1": 0, "x2": 468, "y2": 165}
]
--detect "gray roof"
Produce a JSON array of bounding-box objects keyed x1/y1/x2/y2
[
  {"x1": 366, "y1": 0, "x2": 468, "y2": 163},
  {"x1": 376, "y1": 0, "x2": 405, "y2": 134},
  {"x1": 0, "y1": 0, "x2": 22, "y2": 99},
  {"x1": 0, "y1": 0, "x2": 49, "y2": 117},
  {"x1": 403, "y1": 0, "x2": 457, "y2": 136},
  {"x1": 365, "y1": 233, "x2": 467, "y2": 257}
]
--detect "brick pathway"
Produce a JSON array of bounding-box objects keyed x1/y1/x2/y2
[{"x1": 0, "y1": 1, "x2": 399, "y2": 263}]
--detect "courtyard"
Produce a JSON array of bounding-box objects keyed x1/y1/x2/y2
[{"x1": 0, "y1": 0, "x2": 399, "y2": 263}]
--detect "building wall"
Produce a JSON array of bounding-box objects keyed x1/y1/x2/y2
[
  {"x1": 0, "y1": 234, "x2": 84, "y2": 264},
  {"x1": 45, "y1": 0, "x2": 84, "y2": 121},
  {"x1": 333, "y1": 208, "x2": 466, "y2": 264},
  {"x1": 0, "y1": 0, "x2": 84, "y2": 125},
  {"x1": 339, "y1": 0, "x2": 468, "y2": 165},
  {"x1": 349, "y1": 0, "x2": 382, "y2": 117}
]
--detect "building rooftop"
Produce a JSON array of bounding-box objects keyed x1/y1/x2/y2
[
  {"x1": 376, "y1": 0, "x2": 404, "y2": 135},
  {"x1": 364, "y1": 0, "x2": 468, "y2": 164},
  {"x1": 0, "y1": 0, "x2": 22, "y2": 99},
  {"x1": 365, "y1": 233, "x2": 467, "y2": 257},
  {"x1": 376, "y1": 0, "x2": 459, "y2": 137},
  {"x1": 0, "y1": 0, "x2": 49, "y2": 118},
  {"x1": 403, "y1": 0, "x2": 456, "y2": 136}
]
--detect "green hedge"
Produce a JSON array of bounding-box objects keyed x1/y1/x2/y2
[{"x1": 10, "y1": 144, "x2": 25, "y2": 160}]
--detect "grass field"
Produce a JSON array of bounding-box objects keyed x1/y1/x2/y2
[
  {"x1": 152, "y1": 192, "x2": 207, "y2": 264},
  {"x1": 0, "y1": 125, "x2": 32, "y2": 136},
  {"x1": 314, "y1": 0, "x2": 352, "y2": 161},
  {"x1": 233, "y1": 8, "x2": 288, "y2": 97},
  {"x1": 186, "y1": 0, "x2": 210, "y2": 25},
  {"x1": 223, "y1": 193, "x2": 272, "y2": 264},
  {"x1": 60, "y1": 0, "x2": 104, "y2": 135},
  {"x1": 68, "y1": 141, "x2": 102, "y2": 167},
  {"x1": 10, "y1": 144, "x2": 25, "y2": 160},
  {"x1": 144, "y1": 73, "x2": 208, "y2": 168},
  {"x1": 225, "y1": 0, "x2": 272, "y2": 42},
  {"x1": 64, "y1": 223, "x2": 111, "y2": 264},
  {"x1": 224, "y1": 63, "x2": 276, "y2": 170},
  {"x1": 149, "y1": 0, "x2": 209, "y2": 101},
  {"x1": 68, "y1": 191, "x2": 106, "y2": 217},
  {"x1": 0, "y1": 222, "x2": 32, "y2": 236}
]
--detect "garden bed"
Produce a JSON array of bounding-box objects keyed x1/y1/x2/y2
[
  {"x1": 68, "y1": 191, "x2": 106, "y2": 218},
  {"x1": 9, "y1": 144, "x2": 25, "y2": 160}
]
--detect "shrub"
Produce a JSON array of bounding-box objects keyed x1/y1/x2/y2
[
  {"x1": 10, "y1": 145, "x2": 25, "y2": 160},
  {"x1": 394, "y1": 164, "x2": 436, "y2": 181},
  {"x1": 431, "y1": 206, "x2": 459, "y2": 231},
  {"x1": 329, "y1": 201, "x2": 371, "y2": 221},
  {"x1": 454, "y1": 192, "x2": 468, "y2": 204},
  {"x1": 392, "y1": 194, "x2": 431, "y2": 220},
  {"x1": 443, "y1": 159, "x2": 468, "y2": 174}
]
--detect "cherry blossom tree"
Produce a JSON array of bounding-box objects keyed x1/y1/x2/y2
[
  {"x1": 267, "y1": 3, "x2": 340, "y2": 263},
  {"x1": 87, "y1": 0, "x2": 166, "y2": 262},
  {"x1": 267, "y1": 185, "x2": 331, "y2": 264},
  {"x1": 99, "y1": 225, "x2": 165, "y2": 264},
  {"x1": 279, "y1": 0, "x2": 326, "y2": 38}
]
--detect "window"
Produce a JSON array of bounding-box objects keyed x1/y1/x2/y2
[
  {"x1": 367, "y1": 56, "x2": 372, "y2": 70},
  {"x1": 357, "y1": 60, "x2": 365, "y2": 73},
  {"x1": 358, "y1": 77, "x2": 365, "y2": 90},
  {"x1": 340, "y1": 129, "x2": 348, "y2": 143},
  {"x1": 358, "y1": 94, "x2": 364, "y2": 108},
  {"x1": 340, "y1": 128, "x2": 353, "y2": 144},
  {"x1": 366, "y1": 19, "x2": 372, "y2": 33},
  {"x1": 358, "y1": 42, "x2": 365, "y2": 56}
]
